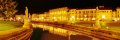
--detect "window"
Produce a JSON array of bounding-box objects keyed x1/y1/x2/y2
[
  {"x1": 91, "y1": 11, "x2": 93, "y2": 13},
  {"x1": 79, "y1": 11, "x2": 81, "y2": 13},
  {"x1": 83, "y1": 11, "x2": 85, "y2": 13},
  {"x1": 86, "y1": 11, "x2": 89, "y2": 13}
]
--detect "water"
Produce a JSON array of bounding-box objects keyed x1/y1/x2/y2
[
  {"x1": 30, "y1": 28, "x2": 44, "y2": 40},
  {"x1": 30, "y1": 28, "x2": 92, "y2": 40}
]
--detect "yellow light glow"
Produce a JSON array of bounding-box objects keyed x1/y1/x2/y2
[
  {"x1": 54, "y1": 17, "x2": 56, "y2": 19},
  {"x1": 77, "y1": 18, "x2": 79, "y2": 19},
  {"x1": 10, "y1": 18, "x2": 13, "y2": 20},
  {"x1": 41, "y1": 17, "x2": 44, "y2": 19},
  {"x1": 114, "y1": 18, "x2": 117, "y2": 21},
  {"x1": 102, "y1": 15, "x2": 106, "y2": 19},
  {"x1": 117, "y1": 18, "x2": 119, "y2": 20},
  {"x1": 92, "y1": 18, "x2": 95, "y2": 20},
  {"x1": 106, "y1": 26, "x2": 109, "y2": 29},
  {"x1": 84, "y1": 15, "x2": 87, "y2": 17},
  {"x1": 18, "y1": 17, "x2": 21, "y2": 19},
  {"x1": 71, "y1": 16, "x2": 75, "y2": 18},
  {"x1": 80, "y1": 18, "x2": 83, "y2": 20}
]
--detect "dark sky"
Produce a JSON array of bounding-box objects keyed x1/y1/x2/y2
[{"x1": 16, "y1": 0, "x2": 120, "y2": 14}]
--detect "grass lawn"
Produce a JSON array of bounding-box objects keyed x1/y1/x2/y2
[{"x1": 0, "y1": 21, "x2": 23, "y2": 31}]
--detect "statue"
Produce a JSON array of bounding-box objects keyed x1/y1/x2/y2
[{"x1": 23, "y1": 7, "x2": 30, "y2": 28}]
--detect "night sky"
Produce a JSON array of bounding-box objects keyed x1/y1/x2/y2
[{"x1": 16, "y1": 0, "x2": 120, "y2": 14}]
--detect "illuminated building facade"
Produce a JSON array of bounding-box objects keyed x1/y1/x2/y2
[
  {"x1": 32, "y1": 14, "x2": 40, "y2": 21},
  {"x1": 48, "y1": 7, "x2": 68, "y2": 22},
  {"x1": 69, "y1": 8, "x2": 97, "y2": 23},
  {"x1": 32, "y1": 6, "x2": 120, "y2": 23},
  {"x1": 15, "y1": 15, "x2": 25, "y2": 21}
]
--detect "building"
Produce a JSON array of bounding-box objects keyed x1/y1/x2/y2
[
  {"x1": 15, "y1": 15, "x2": 25, "y2": 22},
  {"x1": 31, "y1": 14, "x2": 39, "y2": 21},
  {"x1": 32, "y1": 6, "x2": 120, "y2": 23},
  {"x1": 48, "y1": 7, "x2": 69, "y2": 22},
  {"x1": 68, "y1": 6, "x2": 114, "y2": 23}
]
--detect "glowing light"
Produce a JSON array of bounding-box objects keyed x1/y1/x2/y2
[
  {"x1": 117, "y1": 18, "x2": 119, "y2": 20},
  {"x1": 54, "y1": 17, "x2": 56, "y2": 19},
  {"x1": 80, "y1": 18, "x2": 83, "y2": 20},
  {"x1": 114, "y1": 18, "x2": 117, "y2": 21},
  {"x1": 18, "y1": 17, "x2": 21, "y2": 19},
  {"x1": 77, "y1": 18, "x2": 79, "y2": 19},
  {"x1": 41, "y1": 17, "x2": 44, "y2": 19},
  {"x1": 92, "y1": 18, "x2": 95, "y2": 20},
  {"x1": 10, "y1": 18, "x2": 13, "y2": 20},
  {"x1": 71, "y1": 16, "x2": 75, "y2": 18},
  {"x1": 106, "y1": 26, "x2": 109, "y2": 29},
  {"x1": 102, "y1": 15, "x2": 106, "y2": 19},
  {"x1": 84, "y1": 15, "x2": 87, "y2": 17}
]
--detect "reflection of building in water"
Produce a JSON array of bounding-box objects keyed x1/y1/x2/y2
[{"x1": 32, "y1": 6, "x2": 120, "y2": 23}]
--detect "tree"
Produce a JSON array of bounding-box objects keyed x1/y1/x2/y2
[{"x1": 0, "y1": 0, "x2": 17, "y2": 17}]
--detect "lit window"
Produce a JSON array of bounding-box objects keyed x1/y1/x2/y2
[
  {"x1": 84, "y1": 15, "x2": 87, "y2": 17},
  {"x1": 71, "y1": 16, "x2": 75, "y2": 18},
  {"x1": 92, "y1": 18, "x2": 95, "y2": 20}
]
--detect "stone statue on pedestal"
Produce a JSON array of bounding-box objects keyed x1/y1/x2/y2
[{"x1": 23, "y1": 7, "x2": 30, "y2": 28}]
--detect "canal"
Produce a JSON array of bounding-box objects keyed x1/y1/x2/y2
[{"x1": 30, "y1": 28, "x2": 92, "y2": 40}]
